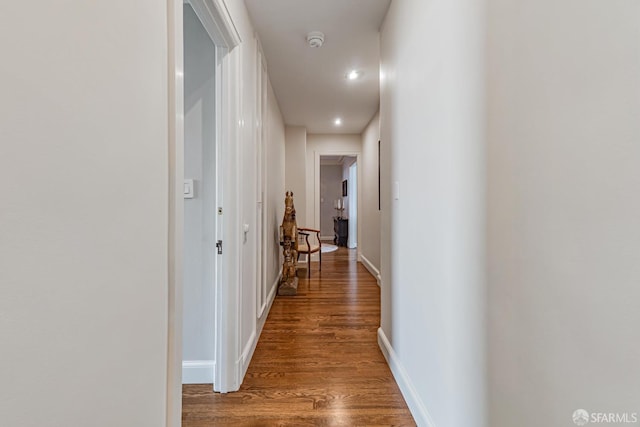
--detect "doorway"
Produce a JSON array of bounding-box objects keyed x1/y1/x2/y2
[
  {"x1": 318, "y1": 155, "x2": 358, "y2": 251},
  {"x1": 168, "y1": 0, "x2": 243, "y2": 422},
  {"x1": 182, "y1": 3, "x2": 218, "y2": 385},
  {"x1": 169, "y1": 0, "x2": 241, "y2": 407}
]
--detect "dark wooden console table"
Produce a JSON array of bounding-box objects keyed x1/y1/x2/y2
[{"x1": 333, "y1": 217, "x2": 348, "y2": 247}]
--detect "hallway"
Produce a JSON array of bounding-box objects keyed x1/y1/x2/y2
[{"x1": 182, "y1": 247, "x2": 415, "y2": 426}]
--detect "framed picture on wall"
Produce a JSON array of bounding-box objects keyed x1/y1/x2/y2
[{"x1": 342, "y1": 179, "x2": 347, "y2": 197}]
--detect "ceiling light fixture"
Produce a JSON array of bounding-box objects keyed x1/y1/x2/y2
[
  {"x1": 306, "y1": 31, "x2": 325, "y2": 48},
  {"x1": 346, "y1": 70, "x2": 362, "y2": 80},
  {"x1": 334, "y1": 118, "x2": 342, "y2": 126}
]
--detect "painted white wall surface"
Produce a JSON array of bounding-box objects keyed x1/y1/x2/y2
[
  {"x1": 360, "y1": 112, "x2": 381, "y2": 272},
  {"x1": 285, "y1": 126, "x2": 307, "y2": 223},
  {"x1": 306, "y1": 134, "x2": 361, "y2": 231},
  {"x1": 182, "y1": 4, "x2": 216, "y2": 382},
  {"x1": 486, "y1": 1, "x2": 640, "y2": 426},
  {"x1": 379, "y1": 1, "x2": 486, "y2": 426},
  {"x1": 265, "y1": 80, "x2": 286, "y2": 301},
  {"x1": 320, "y1": 165, "x2": 343, "y2": 238},
  {"x1": 0, "y1": 1, "x2": 170, "y2": 426},
  {"x1": 222, "y1": 0, "x2": 287, "y2": 382}
]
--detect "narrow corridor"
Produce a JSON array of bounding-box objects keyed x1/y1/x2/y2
[{"x1": 182, "y1": 247, "x2": 415, "y2": 426}]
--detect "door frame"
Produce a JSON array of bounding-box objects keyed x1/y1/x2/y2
[
  {"x1": 313, "y1": 151, "x2": 362, "y2": 260},
  {"x1": 167, "y1": 0, "x2": 241, "y2": 424}
]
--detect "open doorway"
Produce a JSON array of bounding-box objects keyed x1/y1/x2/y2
[
  {"x1": 170, "y1": 0, "x2": 241, "y2": 400},
  {"x1": 181, "y1": 3, "x2": 218, "y2": 386},
  {"x1": 319, "y1": 155, "x2": 357, "y2": 250},
  {"x1": 168, "y1": 0, "x2": 247, "y2": 421}
]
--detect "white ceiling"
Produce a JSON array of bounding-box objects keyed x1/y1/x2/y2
[{"x1": 244, "y1": 0, "x2": 390, "y2": 134}]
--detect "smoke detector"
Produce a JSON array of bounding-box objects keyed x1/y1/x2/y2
[{"x1": 306, "y1": 31, "x2": 325, "y2": 48}]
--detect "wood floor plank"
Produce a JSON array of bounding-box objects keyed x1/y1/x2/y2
[{"x1": 182, "y1": 247, "x2": 416, "y2": 426}]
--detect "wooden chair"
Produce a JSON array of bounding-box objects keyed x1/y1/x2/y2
[{"x1": 297, "y1": 227, "x2": 321, "y2": 278}]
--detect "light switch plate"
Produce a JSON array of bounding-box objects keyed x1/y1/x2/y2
[{"x1": 184, "y1": 179, "x2": 194, "y2": 199}]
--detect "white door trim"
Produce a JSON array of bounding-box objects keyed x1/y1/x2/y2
[{"x1": 186, "y1": 0, "x2": 240, "y2": 48}]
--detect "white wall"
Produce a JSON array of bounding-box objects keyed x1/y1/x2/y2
[
  {"x1": 182, "y1": 4, "x2": 216, "y2": 382},
  {"x1": 265, "y1": 80, "x2": 286, "y2": 304},
  {"x1": 379, "y1": 1, "x2": 486, "y2": 426},
  {"x1": 306, "y1": 134, "x2": 361, "y2": 232},
  {"x1": 486, "y1": 1, "x2": 640, "y2": 426},
  {"x1": 0, "y1": 2, "x2": 170, "y2": 426},
  {"x1": 360, "y1": 112, "x2": 381, "y2": 272},
  {"x1": 0, "y1": 5, "x2": 286, "y2": 425},
  {"x1": 320, "y1": 165, "x2": 343, "y2": 238},
  {"x1": 285, "y1": 126, "x2": 307, "y2": 223}
]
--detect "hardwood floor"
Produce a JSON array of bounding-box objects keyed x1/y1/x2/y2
[{"x1": 182, "y1": 247, "x2": 416, "y2": 426}]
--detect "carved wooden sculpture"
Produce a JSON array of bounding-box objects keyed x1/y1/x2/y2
[{"x1": 278, "y1": 191, "x2": 299, "y2": 296}]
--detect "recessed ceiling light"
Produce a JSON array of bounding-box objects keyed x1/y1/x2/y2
[
  {"x1": 346, "y1": 70, "x2": 363, "y2": 80},
  {"x1": 334, "y1": 118, "x2": 342, "y2": 126}
]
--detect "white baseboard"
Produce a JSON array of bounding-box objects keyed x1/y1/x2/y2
[
  {"x1": 238, "y1": 269, "x2": 280, "y2": 380},
  {"x1": 377, "y1": 328, "x2": 436, "y2": 427},
  {"x1": 182, "y1": 360, "x2": 215, "y2": 384},
  {"x1": 241, "y1": 330, "x2": 257, "y2": 367},
  {"x1": 360, "y1": 254, "x2": 382, "y2": 287}
]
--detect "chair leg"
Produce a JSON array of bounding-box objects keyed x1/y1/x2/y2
[
  {"x1": 319, "y1": 250, "x2": 321, "y2": 271},
  {"x1": 307, "y1": 254, "x2": 311, "y2": 278}
]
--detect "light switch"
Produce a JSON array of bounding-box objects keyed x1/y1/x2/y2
[
  {"x1": 393, "y1": 181, "x2": 400, "y2": 200},
  {"x1": 184, "y1": 179, "x2": 194, "y2": 199}
]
